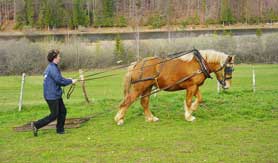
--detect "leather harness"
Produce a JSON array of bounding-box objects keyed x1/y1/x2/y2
[{"x1": 131, "y1": 49, "x2": 212, "y2": 85}]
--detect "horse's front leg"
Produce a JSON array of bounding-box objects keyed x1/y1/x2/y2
[
  {"x1": 184, "y1": 85, "x2": 198, "y2": 121},
  {"x1": 140, "y1": 87, "x2": 159, "y2": 122},
  {"x1": 191, "y1": 87, "x2": 202, "y2": 111}
]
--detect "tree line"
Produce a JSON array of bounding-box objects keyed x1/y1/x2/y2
[{"x1": 0, "y1": 0, "x2": 278, "y2": 30}]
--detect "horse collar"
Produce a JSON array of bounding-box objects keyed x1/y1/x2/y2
[{"x1": 193, "y1": 49, "x2": 212, "y2": 79}]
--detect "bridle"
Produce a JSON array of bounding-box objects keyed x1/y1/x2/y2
[{"x1": 215, "y1": 57, "x2": 234, "y2": 87}]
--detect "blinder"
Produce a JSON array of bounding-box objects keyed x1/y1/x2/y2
[
  {"x1": 224, "y1": 66, "x2": 234, "y2": 80},
  {"x1": 216, "y1": 60, "x2": 234, "y2": 87}
]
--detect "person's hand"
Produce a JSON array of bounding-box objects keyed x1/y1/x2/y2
[{"x1": 72, "y1": 79, "x2": 78, "y2": 84}]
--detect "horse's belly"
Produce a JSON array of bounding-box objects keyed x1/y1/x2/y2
[{"x1": 158, "y1": 80, "x2": 188, "y2": 91}]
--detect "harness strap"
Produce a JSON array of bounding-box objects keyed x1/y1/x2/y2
[
  {"x1": 139, "y1": 58, "x2": 147, "y2": 80},
  {"x1": 140, "y1": 70, "x2": 202, "y2": 99},
  {"x1": 129, "y1": 49, "x2": 195, "y2": 74},
  {"x1": 215, "y1": 66, "x2": 225, "y2": 73},
  {"x1": 152, "y1": 61, "x2": 164, "y2": 89},
  {"x1": 154, "y1": 77, "x2": 160, "y2": 90},
  {"x1": 131, "y1": 58, "x2": 164, "y2": 84}
]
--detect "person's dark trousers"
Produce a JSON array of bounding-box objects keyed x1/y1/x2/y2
[{"x1": 34, "y1": 98, "x2": 67, "y2": 133}]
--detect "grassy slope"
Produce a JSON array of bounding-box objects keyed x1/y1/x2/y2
[{"x1": 0, "y1": 64, "x2": 277, "y2": 163}]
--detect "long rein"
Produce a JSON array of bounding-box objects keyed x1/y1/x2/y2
[
  {"x1": 66, "y1": 65, "x2": 130, "y2": 99},
  {"x1": 65, "y1": 49, "x2": 199, "y2": 99}
]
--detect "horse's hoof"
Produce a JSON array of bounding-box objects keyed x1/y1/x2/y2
[
  {"x1": 117, "y1": 119, "x2": 124, "y2": 126},
  {"x1": 185, "y1": 116, "x2": 196, "y2": 122},
  {"x1": 153, "y1": 116, "x2": 159, "y2": 122},
  {"x1": 114, "y1": 113, "x2": 121, "y2": 122},
  {"x1": 145, "y1": 117, "x2": 152, "y2": 122},
  {"x1": 146, "y1": 116, "x2": 159, "y2": 122}
]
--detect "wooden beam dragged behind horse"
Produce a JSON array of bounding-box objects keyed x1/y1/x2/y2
[{"x1": 115, "y1": 49, "x2": 235, "y2": 125}]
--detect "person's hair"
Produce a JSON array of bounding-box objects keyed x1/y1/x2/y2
[{"x1": 47, "y1": 49, "x2": 60, "y2": 62}]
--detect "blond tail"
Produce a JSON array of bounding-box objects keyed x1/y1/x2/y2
[{"x1": 123, "y1": 62, "x2": 136, "y2": 96}]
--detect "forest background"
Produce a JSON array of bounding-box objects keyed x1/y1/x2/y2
[{"x1": 0, "y1": 0, "x2": 278, "y2": 30}]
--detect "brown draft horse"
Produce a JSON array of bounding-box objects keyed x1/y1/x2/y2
[{"x1": 115, "y1": 49, "x2": 235, "y2": 125}]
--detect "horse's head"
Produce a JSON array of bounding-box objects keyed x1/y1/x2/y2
[{"x1": 214, "y1": 55, "x2": 235, "y2": 89}]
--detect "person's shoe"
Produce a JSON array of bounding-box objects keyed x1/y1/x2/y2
[
  {"x1": 57, "y1": 131, "x2": 65, "y2": 135},
  {"x1": 31, "y1": 122, "x2": 38, "y2": 137}
]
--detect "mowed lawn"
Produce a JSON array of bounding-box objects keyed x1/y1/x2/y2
[{"x1": 0, "y1": 64, "x2": 278, "y2": 163}]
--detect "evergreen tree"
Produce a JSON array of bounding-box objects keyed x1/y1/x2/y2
[
  {"x1": 72, "y1": 0, "x2": 91, "y2": 28},
  {"x1": 94, "y1": 0, "x2": 114, "y2": 27},
  {"x1": 103, "y1": 0, "x2": 113, "y2": 18},
  {"x1": 78, "y1": 1, "x2": 89, "y2": 27},
  {"x1": 114, "y1": 16, "x2": 127, "y2": 27},
  {"x1": 93, "y1": 10, "x2": 102, "y2": 27},
  {"x1": 220, "y1": 0, "x2": 235, "y2": 25},
  {"x1": 73, "y1": 0, "x2": 80, "y2": 28},
  {"x1": 114, "y1": 34, "x2": 125, "y2": 63},
  {"x1": 63, "y1": 9, "x2": 74, "y2": 29},
  {"x1": 37, "y1": 0, "x2": 46, "y2": 28},
  {"x1": 14, "y1": 11, "x2": 27, "y2": 29},
  {"x1": 84, "y1": 13, "x2": 90, "y2": 27},
  {"x1": 51, "y1": 0, "x2": 65, "y2": 28},
  {"x1": 25, "y1": 0, "x2": 34, "y2": 26},
  {"x1": 37, "y1": 0, "x2": 51, "y2": 29},
  {"x1": 103, "y1": 0, "x2": 114, "y2": 27},
  {"x1": 44, "y1": 3, "x2": 51, "y2": 29},
  {"x1": 265, "y1": 8, "x2": 277, "y2": 24}
]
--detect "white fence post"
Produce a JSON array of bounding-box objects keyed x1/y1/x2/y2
[
  {"x1": 252, "y1": 66, "x2": 256, "y2": 93},
  {"x1": 18, "y1": 73, "x2": 26, "y2": 112},
  {"x1": 217, "y1": 81, "x2": 221, "y2": 94}
]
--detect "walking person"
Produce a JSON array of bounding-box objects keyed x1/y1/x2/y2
[{"x1": 31, "y1": 49, "x2": 77, "y2": 136}]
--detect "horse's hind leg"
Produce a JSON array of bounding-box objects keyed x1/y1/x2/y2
[
  {"x1": 114, "y1": 90, "x2": 141, "y2": 125},
  {"x1": 141, "y1": 87, "x2": 159, "y2": 122}
]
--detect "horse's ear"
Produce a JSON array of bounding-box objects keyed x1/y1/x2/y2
[
  {"x1": 231, "y1": 55, "x2": 235, "y2": 62},
  {"x1": 228, "y1": 55, "x2": 235, "y2": 62}
]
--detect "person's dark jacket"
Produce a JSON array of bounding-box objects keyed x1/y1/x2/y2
[{"x1": 43, "y1": 62, "x2": 72, "y2": 100}]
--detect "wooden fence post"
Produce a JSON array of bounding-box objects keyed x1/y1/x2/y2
[
  {"x1": 79, "y1": 69, "x2": 90, "y2": 103},
  {"x1": 217, "y1": 81, "x2": 221, "y2": 94},
  {"x1": 18, "y1": 73, "x2": 26, "y2": 112}
]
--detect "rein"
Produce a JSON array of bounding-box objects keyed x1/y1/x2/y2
[
  {"x1": 67, "y1": 84, "x2": 76, "y2": 99},
  {"x1": 83, "y1": 65, "x2": 128, "y2": 78},
  {"x1": 66, "y1": 65, "x2": 128, "y2": 99},
  {"x1": 81, "y1": 73, "x2": 120, "y2": 81},
  {"x1": 76, "y1": 49, "x2": 196, "y2": 80},
  {"x1": 66, "y1": 73, "x2": 120, "y2": 99}
]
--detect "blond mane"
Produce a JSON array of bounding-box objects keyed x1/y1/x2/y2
[{"x1": 179, "y1": 49, "x2": 229, "y2": 66}]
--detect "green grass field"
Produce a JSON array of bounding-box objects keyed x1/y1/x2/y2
[{"x1": 0, "y1": 64, "x2": 278, "y2": 163}]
